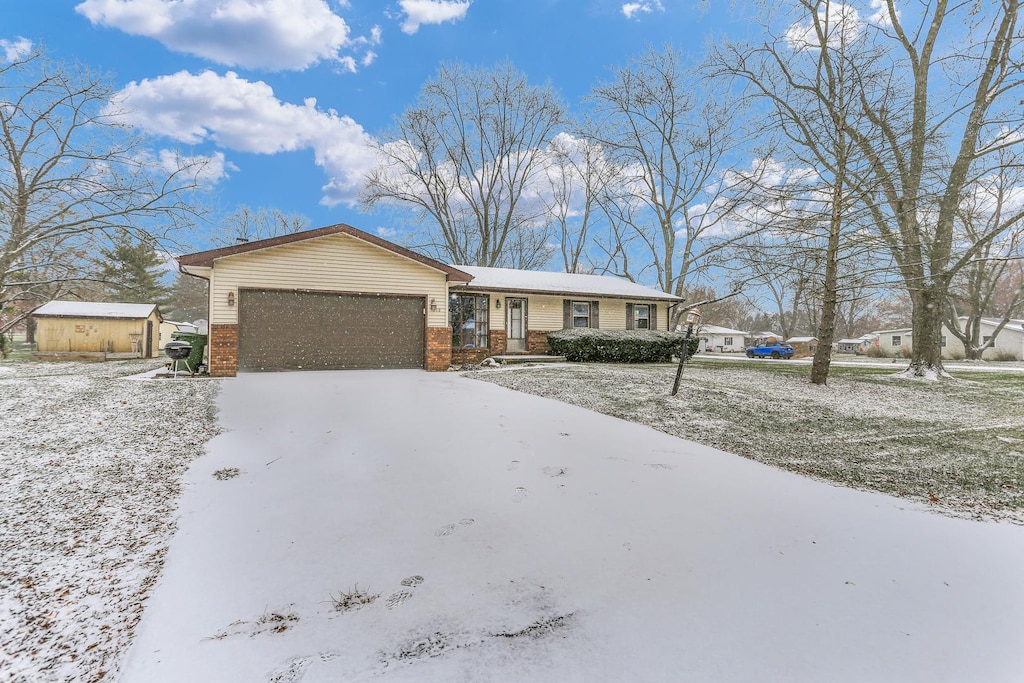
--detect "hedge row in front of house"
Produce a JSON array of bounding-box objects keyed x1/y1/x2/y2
[{"x1": 546, "y1": 328, "x2": 698, "y2": 363}]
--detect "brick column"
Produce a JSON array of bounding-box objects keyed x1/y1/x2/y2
[
  {"x1": 425, "y1": 327, "x2": 453, "y2": 371},
  {"x1": 527, "y1": 330, "x2": 554, "y2": 355},
  {"x1": 209, "y1": 324, "x2": 238, "y2": 377},
  {"x1": 488, "y1": 329, "x2": 507, "y2": 356}
]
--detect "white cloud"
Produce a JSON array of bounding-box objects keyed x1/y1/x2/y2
[
  {"x1": 74, "y1": 0, "x2": 353, "y2": 71},
  {"x1": 0, "y1": 37, "x2": 33, "y2": 62},
  {"x1": 108, "y1": 70, "x2": 376, "y2": 206},
  {"x1": 621, "y1": 1, "x2": 663, "y2": 20},
  {"x1": 399, "y1": 0, "x2": 471, "y2": 35}
]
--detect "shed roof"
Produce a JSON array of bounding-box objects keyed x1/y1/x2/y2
[
  {"x1": 837, "y1": 338, "x2": 866, "y2": 345},
  {"x1": 451, "y1": 266, "x2": 682, "y2": 301},
  {"x1": 34, "y1": 301, "x2": 159, "y2": 320},
  {"x1": 177, "y1": 223, "x2": 472, "y2": 282},
  {"x1": 786, "y1": 336, "x2": 818, "y2": 343}
]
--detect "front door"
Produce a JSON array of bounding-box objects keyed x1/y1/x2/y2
[{"x1": 506, "y1": 298, "x2": 527, "y2": 353}]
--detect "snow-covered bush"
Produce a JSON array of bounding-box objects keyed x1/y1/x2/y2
[{"x1": 547, "y1": 328, "x2": 695, "y2": 363}]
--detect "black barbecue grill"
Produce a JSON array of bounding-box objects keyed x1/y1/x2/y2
[{"x1": 165, "y1": 340, "x2": 194, "y2": 377}]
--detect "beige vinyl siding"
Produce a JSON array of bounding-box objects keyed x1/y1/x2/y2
[
  {"x1": 466, "y1": 292, "x2": 668, "y2": 331},
  {"x1": 209, "y1": 233, "x2": 450, "y2": 327},
  {"x1": 36, "y1": 312, "x2": 160, "y2": 356}
]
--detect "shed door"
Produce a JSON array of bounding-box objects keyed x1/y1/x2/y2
[{"x1": 238, "y1": 290, "x2": 424, "y2": 371}]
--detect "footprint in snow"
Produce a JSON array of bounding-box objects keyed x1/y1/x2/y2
[
  {"x1": 400, "y1": 575, "x2": 425, "y2": 587},
  {"x1": 542, "y1": 466, "x2": 567, "y2": 477},
  {"x1": 513, "y1": 486, "x2": 528, "y2": 502},
  {"x1": 267, "y1": 656, "x2": 311, "y2": 683},
  {"x1": 507, "y1": 459, "x2": 520, "y2": 471},
  {"x1": 386, "y1": 590, "x2": 414, "y2": 609},
  {"x1": 644, "y1": 463, "x2": 674, "y2": 470},
  {"x1": 435, "y1": 519, "x2": 475, "y2": 536}
]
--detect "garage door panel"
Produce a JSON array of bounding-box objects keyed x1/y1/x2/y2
[{"x1": 239, "y1": 290, "x2": 424, "y2": 371}]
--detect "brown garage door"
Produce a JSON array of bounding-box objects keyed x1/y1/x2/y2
[{"x1": 238, "y1": 290, "x2": 424, "y2": 371}]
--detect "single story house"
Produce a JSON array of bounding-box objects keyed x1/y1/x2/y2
[
  {"x1": 32, "y1": 301, "x2": 162, "y2": 359},
  {"x1": 942, "y1": 317, "x2": 1024, "y2": 360},
  {"x1": 786, "y1": 336, "x2": 818, "y2": 358},
  {"x1": 836, "y1": 335, "x2": 875, "y2": 354},
  {"x1": 872, "y1": 328, "x2": 912, "y2": 355},
  {"x1": 745, "y1": 331, "x2": 783, "y2": 347},
  {"x1": 177, "y1": 224, "x2": 682, "y2": 376},
  {"x1": 873, "y1": 319, "x2": 1024, "y2": 360},
  {"x1": 696, "y1": 324, "x2": 748, "y2": 353}
]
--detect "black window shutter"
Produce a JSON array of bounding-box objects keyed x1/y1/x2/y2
[
  {"x1": 626, "y1": 303, "x2": 634, "y2": 330},
  {"x1": 563, "y1": 299, "x2": 571, "y2": 329},
  {"x1": 591, "y1": 301, "x2": 600, "y2": 328},
  {"x1": 651, "y1": 303, "x2": 657, "y2": 331}
]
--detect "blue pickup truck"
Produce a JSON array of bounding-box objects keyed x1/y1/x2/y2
[{"x1": 745, "y1": 341, "x2": 795, "y2": 359}]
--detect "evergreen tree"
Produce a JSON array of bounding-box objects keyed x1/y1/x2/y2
[{"x1": 95, "y1": 235, "x2": 172, "y2": 306}]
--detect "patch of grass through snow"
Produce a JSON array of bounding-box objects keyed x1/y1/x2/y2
[{"x1": 470, "y1": 362, "x2": 1024, "y2": 522}]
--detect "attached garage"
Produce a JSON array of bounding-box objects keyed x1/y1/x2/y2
[
  {"x1": 238, "y1": 290, "x2": 425, "y2": 371},
  {"x1": 177, "y1": 224, "x2": 472, "y2": 376}
]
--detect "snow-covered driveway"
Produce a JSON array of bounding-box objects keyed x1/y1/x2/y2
[{"x1": 122, "y1": 370, "x2": 1024, "y2": 683}]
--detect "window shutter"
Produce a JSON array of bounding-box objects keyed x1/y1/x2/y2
[
  {"x1": 651, "y1": 303, "x2": 657, "y2": 331},
  {"x1": 591, "y1": 301, "x2": 600, "y2": 328},
  {"x1": 626, "y1": 303, "x2": 634, "y2": 330},
  {"x1": 563, "y1": 299, "x2": 571, "y2": 329}
]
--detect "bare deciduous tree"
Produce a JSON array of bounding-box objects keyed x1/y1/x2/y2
[
  {"x1": 362, "y1": 61, "x2": 565, "y2": 269},
  {"x1": 582, "y1": 45, "x2": 754, "y2": 324},
  {"x1": 0, "y1": 47, "x2": 208, "y2": 334}
]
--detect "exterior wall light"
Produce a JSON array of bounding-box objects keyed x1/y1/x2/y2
[
  {"x1": 495, "y1": 298, "x2": 501, "y2": 309},
  {"x1": 430, "y1": 298, "x2": 438, "y2": 311},
  {"x1": 227, "y1": 291, "x2": 236, "y2": 307}
]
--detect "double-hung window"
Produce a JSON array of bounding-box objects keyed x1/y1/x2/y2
[
  {"x1": 633, "y1": 304, "x2": 650, "y2": 329},
  {"x1": 572, "y1": 301, "x2": 591, "y2": 328},
  {"x1": 891, "y1": 335, "x2": 902, "y2": 347},
  {"x1": 450, "y1": 295, "x2": 489, "y2": 348}
]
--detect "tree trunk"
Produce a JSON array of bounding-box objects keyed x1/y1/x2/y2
[{"x1": 906, "y1": 287, "x2": 946, "y2": 376}]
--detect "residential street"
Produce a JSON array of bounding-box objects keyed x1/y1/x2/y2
[{"x1": 121, "y1": 370, "x2": 1024, "y2": 683}]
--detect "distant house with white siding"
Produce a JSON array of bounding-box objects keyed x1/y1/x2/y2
[
  {"x1": 697, "y1": 324, "x2": 748, "y2": 352},
  {"x1": 871, "y1": 320, "x2": 1023, "y2": 360}
]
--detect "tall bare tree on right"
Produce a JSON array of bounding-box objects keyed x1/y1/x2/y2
[{"x1": 716, "y1": 0, "x2": 1024, "y2": 379}]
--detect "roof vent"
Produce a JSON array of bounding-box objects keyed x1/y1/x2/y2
[{"x1": 235, "y1": 237, "x2": 249, "y2": 244}]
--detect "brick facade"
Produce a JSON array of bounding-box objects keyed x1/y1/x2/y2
[
  {"x1": 528, "y1": 330, "x2": 554, "y2": 355},
  {"x1": 425, "y1": 327, "x2": 453, "y2": 371},
  {"x1": 209, "y1": 324, "x2": 239, "y2": 377},
  {"x1": 450, "y1": 329, "x2": 511, "y2": 365}
]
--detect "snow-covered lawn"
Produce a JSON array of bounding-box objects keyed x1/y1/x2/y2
[
  {"x1": 472, "y1": 361, "x2": 1024, "y2": 522},
  {"x1": 0, "y1": 360, "x2": 220, "y2": 682},
  {"x1": 120, "y1": 370, "x2": 1024, "y2": 682}
]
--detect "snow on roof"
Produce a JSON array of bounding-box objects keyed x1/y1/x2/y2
[
  {"x1": 837, "y1": 338, "x2": 866, "y2": 345},
  {"x1": 786, "y1": 336, "x2": 817, "y2": 343},
  {"x1": 452, "y1": 266, "x2": 682, "y2": 301},
  {"x1": 872, "y1": 327, "x2": 912, "y2": 335},
  {"x1": 34, "y1": 301, "x2": 158, "y2": 319},
  {"x1": 696, "y1": 325, "x2": 745, "y2": 335}
]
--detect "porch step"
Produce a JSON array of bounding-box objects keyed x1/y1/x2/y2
[{"x1": 488, "y1": 354, "x2": 566, "y2": 365}]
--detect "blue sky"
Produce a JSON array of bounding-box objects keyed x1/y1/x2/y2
[{"x1": 4, "y1": 0, "x2": 742, "y2": 251}]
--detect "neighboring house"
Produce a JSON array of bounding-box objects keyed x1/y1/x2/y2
[
  {"x1": 745, "y1": 331, "x2": 783, "y2": 347},
  {"x1": 786, "y1": 336, "x2": 818, "y2": 358},
  {"x1": 836, "y1": 335, "x2": 876, "y2": 355},
  {"x1": 942, "y1": 317, "x2": 1024, "y2": 360},
  {"x1": 696, "y1": 324, "x2": 748, "y2": 353},
  {"x1": 836, "y1": 338, "x2": 863, "y2": 354},
  {"x1": 158, "y1": 320, "x2": 198, "y2": 350},
  {"x1": 872, "y1": 320, "x2": 1023, "y2": 360},
  {"x1": 872, "y1": 328, "x2": 913, "y2": 356},
  {"x1": 177, "y1": 224, "x2": 683, "y2": 376},
  {"x1": 32, "y1": 301, "x2": 162, "y2": 359}
]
